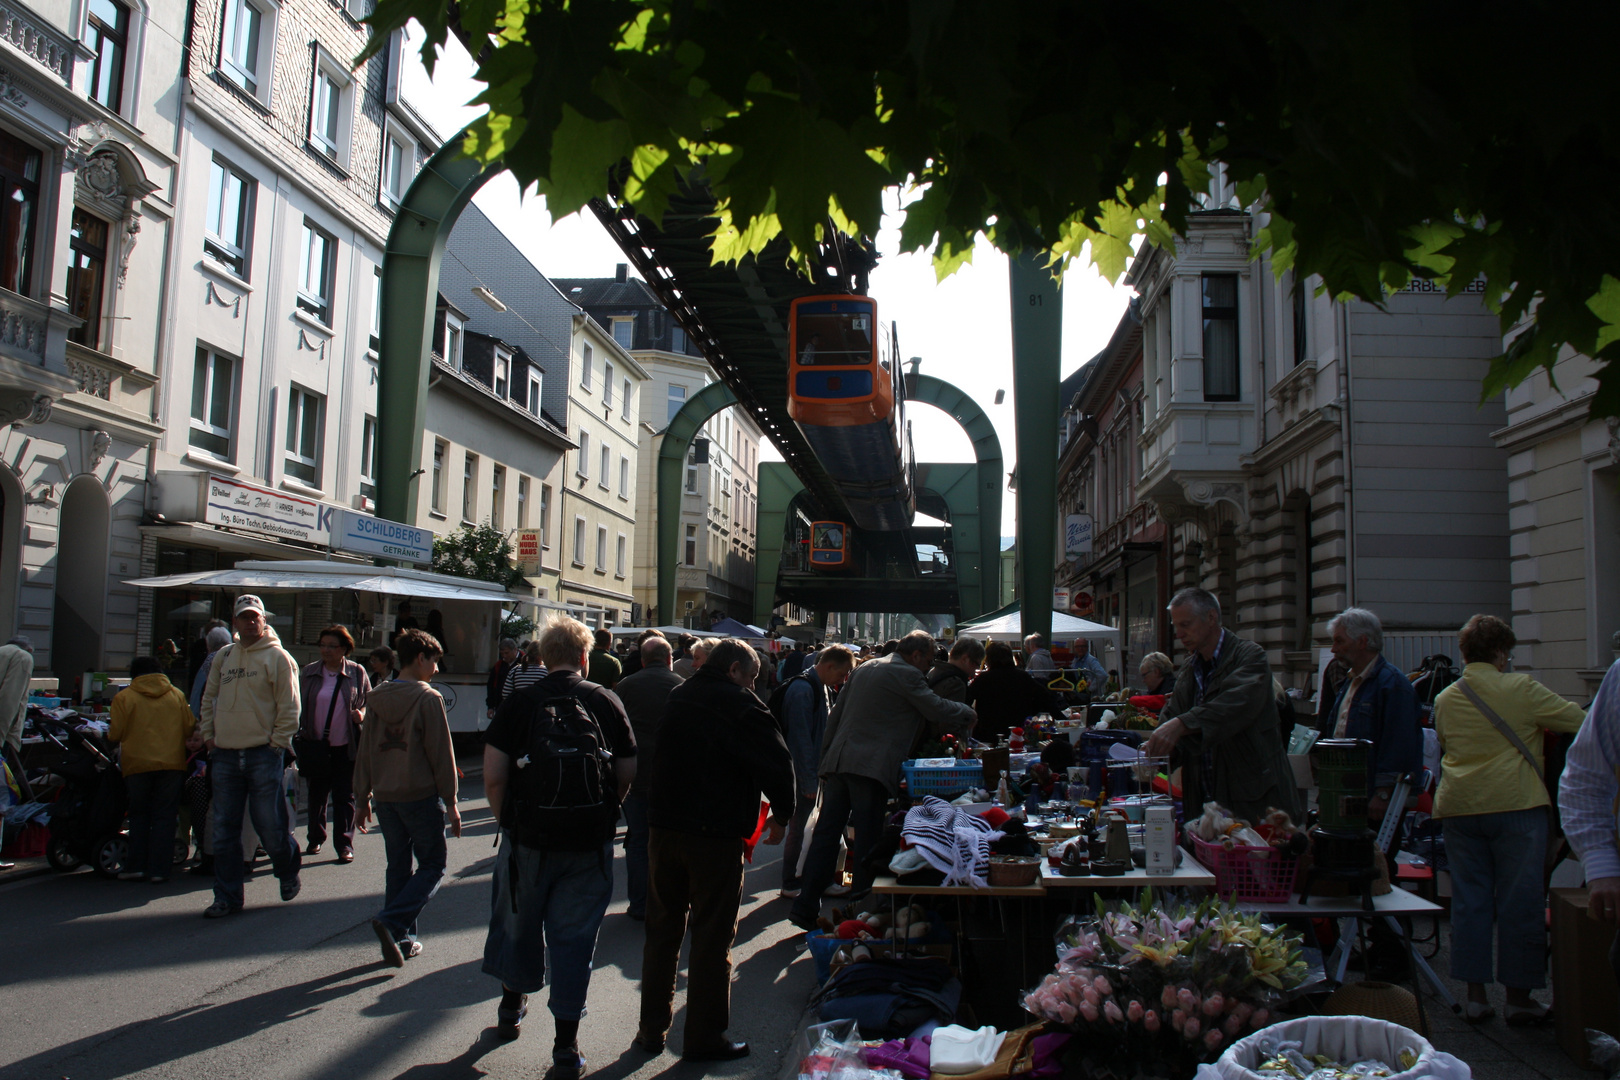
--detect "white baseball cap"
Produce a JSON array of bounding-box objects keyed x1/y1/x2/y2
[{"x1": 233, "y1": 594, "x2": 266, "y2": 617}]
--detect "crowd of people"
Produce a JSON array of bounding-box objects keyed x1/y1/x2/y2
[{"x1": 37, "y1": 582, "x2": 1620, "y2": 1075}]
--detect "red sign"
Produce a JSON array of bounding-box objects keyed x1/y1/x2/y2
[{"x1": 1072, "y1": 591, "x2": 1095, "y2": 616}]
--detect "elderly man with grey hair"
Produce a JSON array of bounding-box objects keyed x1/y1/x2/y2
[
  {"x1": 1319, "y1": 606, "x2": 1423, "y2": 819},
  {"x1": 1144, "y1": 588, "x2": 1300, "y2": 825},
  {"x1": 615, "y1": 634, "x2": 683, "y2": 920},
  {"x1": 1022, "y1": 633, "x2": 1057, "y2": 674}
]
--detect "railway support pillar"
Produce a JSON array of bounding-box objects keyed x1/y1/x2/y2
[{"x1": 1008, "y1": 253, "x2": 1062, "y2": 647}]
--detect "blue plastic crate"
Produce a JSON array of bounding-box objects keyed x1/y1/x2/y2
[{"x1": 901, "y1": 759, "x2": 983, "y2": 800}]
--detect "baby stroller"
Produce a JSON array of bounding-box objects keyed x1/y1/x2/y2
[{"x1": 31, "y1": 716, "x2": 129, "y2": 876}]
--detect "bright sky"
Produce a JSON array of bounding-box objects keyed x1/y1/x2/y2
[{"x1": 400, "y1": 30, "x2": 1136, "y2": 533}]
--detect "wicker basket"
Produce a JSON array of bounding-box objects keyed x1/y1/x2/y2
[
  {"x1": 1322, "y1": 980, "x2": 1427, "y2": 1036},
  {"x1": 987, "y1": 856, "x2": 1041, "y2": 887}
]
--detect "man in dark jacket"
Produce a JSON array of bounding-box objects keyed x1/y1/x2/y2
[
  {"x1": 486, "y1": 638, "x2": 519, "y2": 720},
  {"x1": 779, "y1": 646, "x2": 855, "y2": 897},
  {"x1": 927, "y1": 636, "x2": 984, "y2": 704},
  {"x1": 1145, "y1": 588, "x2": 1300, "y2": 825},
  {"x1": 1320, "y1": 607, "x2": 1422, "y2": 818},
  {"x1": 635, "y1": 639, "x2": 795, "y2": 1064},
  {"x1": 614, "y1": 635, "x2": 683, "y2": 919}
]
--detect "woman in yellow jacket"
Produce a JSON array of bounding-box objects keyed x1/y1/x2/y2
[
  {"x1": 109, "y1": 656, "x2": 196, "y2": 883},
  {"x1": 1433, "y1": 615, "x2": 1586, "y2": 1025}
]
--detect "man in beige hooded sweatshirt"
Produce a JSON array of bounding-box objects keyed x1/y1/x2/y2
[{"x1": 198, "y1": 595, "x2": 302, "y2": 917}]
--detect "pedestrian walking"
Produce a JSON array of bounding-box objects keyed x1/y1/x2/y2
[
  {"x1": 1432, "y1": 614, "x2": 1585, "y2": 1024},
  {"x1": 587, "y1": 629, "x2": 622, "y2": 689},
  {"x1": 488, "y1": 637, "x2": 520, "y2": 720},
  {"x1": 296, "y1": 625, "x2": 370, "y2": 861},
  {"x1": 354, "y1": 628, "x2": 461, "y2": 966},
  {"x1": 777, "y1": 646, "x2": 854, "y2": 898},
  {"x1": 481, "y1": 617, "x2": 636, "y2": 1079},
  {"x1": 635, "y1": 639, "x2": 796, "y2": 1062},
  {"x1": 613, "y1": 635, "x2": 682, "y2": 920},
  {"x1": 108, "y1": 656, "x2": 195, "y2": 883},
  {"x1": 503, "y1": 640, "x2": 547, "y2": 698},
  {"x1": 197, "y1": 594, "x2": 302, "y2": 918}
]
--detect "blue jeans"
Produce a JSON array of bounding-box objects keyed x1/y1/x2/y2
[
  {"x1": 125, "y1": 769, "x2": 185, "y2": 879},
  {"x1": 622, "y1": 788, "x2": 649, "y2": 917},
  {"x1": 1443, "y1": 808, "x2": 1548, "y2": 989},
  {"x1": 210, "y1": 746, "x2": 300, "y2": 909},
  {"x1": 375, "y1": 796, "x2": 448, "y2": 943},
  {"x1": 482, "y1": 832, "x2": 614, "y2": 1020}
]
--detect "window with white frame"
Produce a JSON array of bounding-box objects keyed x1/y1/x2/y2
[
  {"x1": 618, "y1": 455, "x2": 628, "y2": 499},
  {"x1": 219, "y1": 0, "x2": 275, "y2": 103},
  {"x1": 526, "y1": 367, "x2": 542, "y2": 414},
  {"x1": 190, "y1": 346, "x2": 236, "y2": 459},
  {"x1": 308, "y1": 51, "x2": 353, "y2": 166},
  {"x1": 667, "y1": 383, "x2": 686, "y2": 423},
  {"x1": 205, "y1": 157, "x2": 253, "y2": 277},
  {"x1": 494, "y1": 346, "x2": 511, "y2": 396},
  {"x1": 596, "y1": 525, "x2": 608, "y2": 571},
  {"x1": 297, "y1": 219, "x2": 335, "y2": 324},
  {"x1": 1201, "y1": 273, "x2": 1240, "y2": 402},
  {"x1": 360, "y1": 414, "x2": 377, "y2": 499},
  {"x1": 86, "y1": 0, "x2": 131, "y2": 114},
  {"x1": 615, "y1": 533, "x2": 626, "y2": 577},
  {"x1": 572, "y1": 516, "x2": 586, "y2": 566},
  {"x1": 491, "y1": 465, "x2": 505, "y2": 530},
  {"x1": 517, "y1": 474, "x2": 529, "y2": 528},
  {"x1": 599, "y1": 444, "x2": 610, "y2": 489},
  {"x1": 611, "y1": 318, "x2": 633, "y2": 349},
  {"x1": 369, "y1": 266, "x2": 381, "y2": 352},
  {"x1": 684, "y1": 524, "x2": 696, "y2": 566},
  {"x1": 580, "y1": 343, "x2": 592, "y2": 390},
  {"x1": 431, "y1": 439, "x2": 446, "y2": 513},
  {"x1": 621, "y1": 378, "x2": 631, "y2": 420},
  {"x1": 603, "y1": 362, "x2": 614, "y2": 408},
  {"x1": 284, "y1": 386, "x2": 323, "y2": 486},
  {"x1": 380, "y1": 124, "x2": 415, "y2": 207},
  {"x1": 438, "y1": 310, "x2": 464, "y2": 368},
  {"x1": 577, "y1": 431, "x2": 589, "y2": 477},
  {"x1": 540, "y1": 484, "x2": 552, "y2": 546},
  {"x1": 462, "y1": 452, "x2": 478, "y2": 522},
  {"x1": 685, "y1": 464, "x2": 697, "y2": 493}
]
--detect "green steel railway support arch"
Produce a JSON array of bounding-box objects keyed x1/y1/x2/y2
[
  {"x1": 908, "y1": 374, "x2": 1004, "y2": 619},
  {"x1": 376, "y1": 132, "x2": 496, "y2": 524},
  {"x1": 656, "y1": 381, "x2": 740, "y2": 624}
]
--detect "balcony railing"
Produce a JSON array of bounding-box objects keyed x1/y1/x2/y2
[{"x1": 0, "y1": 3, "x2": 76, "y2": 86}]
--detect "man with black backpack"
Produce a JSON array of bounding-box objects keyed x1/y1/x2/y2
[
  {"x1": 481, "y1": 617, "x2": 637, "y2": 1080},
  {"x1": 772, "y1": 646, "x2": 854, "y2": 899}
]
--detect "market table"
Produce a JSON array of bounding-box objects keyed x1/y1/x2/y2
[
  {"x1": 1239, "y1": 888, "x2": 1457, "y2": 1029},
  {"x1": 1038, "y1": 848, "x2": 1216, "y2": 892},
  {"x1": 871, "y1": 874, "x2": 1046, "y2": 988}
]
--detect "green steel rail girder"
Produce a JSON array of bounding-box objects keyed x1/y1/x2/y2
[
  {"x1": 656, "y1": 381, "x2": 739, "y2": 624},
  {"x1": 376, "y1": 133, "x2": 497, "y2": 524}
]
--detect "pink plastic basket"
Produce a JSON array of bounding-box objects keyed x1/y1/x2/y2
[{"x1": 1191, "y1": 833, "x2": 1300, "y2": 903}]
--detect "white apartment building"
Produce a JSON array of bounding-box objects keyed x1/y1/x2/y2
[
  {"x1": 1492, "y1": 345, "x2": 1620, "y2": 699},
  {"x1": 0, "y1": 0, "x2": 180, "y2": 692},
  {"x1": 145, "y1": 0, "x2": 436, "y2": 664},
  {"x1": 552, "y1": 268, "x2": 762, "y2": 627}
]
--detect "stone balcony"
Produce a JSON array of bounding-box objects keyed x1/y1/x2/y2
[
  {"x1": 0, "y1": 287, "x2": 82, "y2": 426},
  {"x1": 0, "y1": 2, "x2": 80, "y2": 88}
]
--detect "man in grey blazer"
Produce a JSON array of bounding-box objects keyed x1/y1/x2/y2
[{"x1": 788, "y1": 631, "x2": 977, "y2": 928}]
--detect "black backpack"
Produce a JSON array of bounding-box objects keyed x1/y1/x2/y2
[
  {"x1": 501, "y1": 684, "x2": 618, "y2": 852},
  {"x1": 767, "y1": 671, "x2": 816, "y2": 734}
]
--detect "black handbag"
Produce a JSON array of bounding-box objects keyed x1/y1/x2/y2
[{"x1": 295, "y1": 676, "x2": 345, "y2": 780}]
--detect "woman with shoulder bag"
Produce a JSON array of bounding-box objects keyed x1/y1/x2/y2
[
  {"x1": 1432, "y1": 614, "x2": 1586, "y2": 1025},
  {"x1": 297, "y1": 625, "x2": 370, "y2": 862}
]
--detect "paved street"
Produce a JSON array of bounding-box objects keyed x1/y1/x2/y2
[{"x1": 0, "y1": 754, "x2": 816, "y2": 1080}]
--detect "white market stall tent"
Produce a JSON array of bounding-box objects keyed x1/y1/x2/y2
[
  {"x1": 956, "y1": 609, "x2": 1122, "y2": 645},
  {"x1": 125, "y1": 559, "x2": 514, "y2": 603}
]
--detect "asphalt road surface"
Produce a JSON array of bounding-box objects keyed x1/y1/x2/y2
[{"x1": 0, "y1": 756, "x2": 817, "y2": 1080}]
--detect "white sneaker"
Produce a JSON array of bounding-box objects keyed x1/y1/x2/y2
[{"x1": 778, "y1": 887, "x2": 801, "y2": 899}]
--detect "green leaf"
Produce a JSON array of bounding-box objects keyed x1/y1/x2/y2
[
  {"x1": 1587, "y1": 275, "x2": 1620, "y2": 353},
  {"x1": 537, "y1": 106, "x2": 635, "y2": 219}
]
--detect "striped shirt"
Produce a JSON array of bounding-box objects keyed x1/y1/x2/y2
[
  {"x1": 502, "y1": 662, "x2": 549, "y2": 700},
  {"x1": 1558, "y1": 659, "x2": 1620, "y2": 881}
]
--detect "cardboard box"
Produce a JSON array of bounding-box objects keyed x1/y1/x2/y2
[{"x1": 1550, "y1": 887, "x2": 1620, "y2": 1067}]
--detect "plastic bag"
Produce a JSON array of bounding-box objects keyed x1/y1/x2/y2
[{"x1": 790, "y1": 1019, "x2": 909, "y2": 1080}]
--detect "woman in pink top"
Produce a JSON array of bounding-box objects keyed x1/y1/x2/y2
[{"x1": 296, "y1": 625, "x2": 370, "y2": 861}]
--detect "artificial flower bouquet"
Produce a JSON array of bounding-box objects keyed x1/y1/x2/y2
[{"x1": 1022, "y1": 889, "x2": 1313, "y2": 1077}]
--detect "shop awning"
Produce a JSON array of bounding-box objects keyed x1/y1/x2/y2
[
  {"x1": 606, "y1": 625, "x2": 691, "y2": 636},
  {"x1": 124, "y1": 560, "x2": 514, "y2": 603},
  {"x1": 957, "y1": 609, "x2": 1122, "y2": 643}
]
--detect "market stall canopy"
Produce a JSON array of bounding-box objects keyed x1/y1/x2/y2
[
  {"x1": 706, "y1": 617, "x2": 771, "y2": 640},
  {"x1": 124, "y1": 560, "x2": 514, "y2": 603},
  {"x1": 957, "y1": 609, "x2": 1122, "y2": 643},
  {"x1": 606, "y1": 625, "x2": 691, "y2": 637}
]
